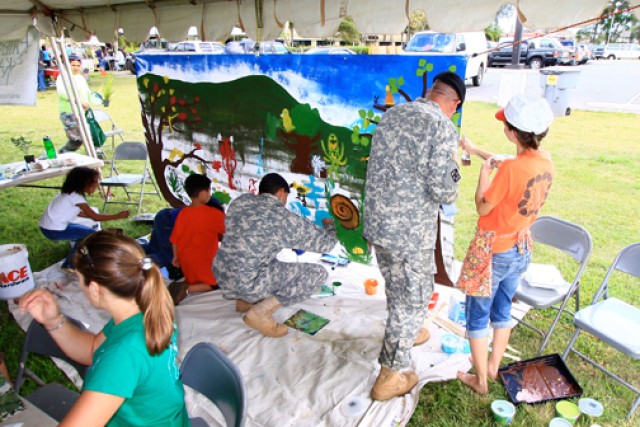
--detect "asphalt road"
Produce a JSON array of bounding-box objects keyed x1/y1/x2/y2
[{"x1": 466, "y1": 59, "x2": 640, "y2": 114}]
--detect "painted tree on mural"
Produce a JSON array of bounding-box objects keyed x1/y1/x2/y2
[
  {"x1": 138, "y1": 75, "x2": 214, "y2": 207},
  {"x1": 266, "y1": 104, "x2": 323, "y2": 175},
  {"x1": 370, "y1": 59, "x2": 461, "y2": 131}
]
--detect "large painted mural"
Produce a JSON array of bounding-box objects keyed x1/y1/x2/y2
[{"x1": 136, "y1": 53, "x2": 467, "y2": 264}]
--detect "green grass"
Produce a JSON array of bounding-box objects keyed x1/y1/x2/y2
[{"x1": 1, "y1": 73, "x2": 639, "y2": 425}]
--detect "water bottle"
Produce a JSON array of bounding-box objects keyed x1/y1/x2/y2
[
  {"x1": 448, "y1": 292, "x2": 467, "y2": 327},
  {"x1": 43, "y1": 136, "x2": 57, "y2": 159}
]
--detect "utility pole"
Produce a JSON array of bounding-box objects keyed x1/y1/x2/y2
[{"x1": 507, "y1": 16, "x2": 524, "y2": 69}]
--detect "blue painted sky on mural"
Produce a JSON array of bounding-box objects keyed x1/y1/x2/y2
[{"x1": 136, "y1": 53, "x2": 467, "y2": 128}]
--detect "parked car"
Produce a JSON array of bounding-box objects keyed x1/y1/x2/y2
[
  {"x1": 128, "y1": 36, "x2": 170, "y2": 74},
  {"x1": 592, "y1": 45, "x2": 605, "y2": 60},
  {"x1": 169, "y1": 41, "x2": 225, "y2": 54},
  {"x1": 225, "y1": 40, "x2": 291, "y2": 54},
  {"x1": 557, "y1": 39, "x2": 589, "y2": 65},
  {"x1": 403, "y1": 31, "x2": 488, "y2": 86},
  {"x1": 305, "y1": 47, "x2": 356, "y2": 54},
  {"x1": 488, "y1": 37, "x2": 565, "y2": 69},
  {"x1": 601, "y1": 43, "x2": 640, "y2": 60}
]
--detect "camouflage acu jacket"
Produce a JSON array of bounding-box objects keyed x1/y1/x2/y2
[
  {"x1": 363, "y1": 98, "x2": 459, "y2": 257},
  {"x1": 213, "y1": 193, "x2": 337, "y2": 290}
]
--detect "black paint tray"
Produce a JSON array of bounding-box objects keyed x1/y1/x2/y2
[{"x1": 498, "y1": 353, "x2": 582, "y2": 404}]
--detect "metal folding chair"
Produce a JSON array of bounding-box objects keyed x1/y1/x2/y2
[
  {"x1": 100, "y1": 141, "x2": 161, "y2": 216},
  {"x1": 563, "y1": 243, "x2": 640, "y2": 420},
  {"x1": 92, "y1": 109, "x2": 125, "y2": 151},
  {"x1": 14, "y1": 318, "x2": 89, "y2": 422},
  {"x1": 512, "y1": 216, "x2": 593, "y2": 356},
  {"x1": 180, "y1": 342, "x2": 246, "y2": 427}
]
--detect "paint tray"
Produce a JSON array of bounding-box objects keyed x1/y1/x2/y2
[
  {"x1": 284, "y1": 309, "x2": 330, "y2": 336},
  {"x1": 498, "y1": 354, "x2": 582, "y2": 404}
]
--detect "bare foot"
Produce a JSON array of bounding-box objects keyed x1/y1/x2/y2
[
  {"x1": 468, "y1": 356, "x2": 499, "y2": 382},
  {"x1": 457, "y1": 370, "x2": 488, "y2": 395},
  {"x1": 488, "y1": 364, "x2": 499, "y2": 381}
]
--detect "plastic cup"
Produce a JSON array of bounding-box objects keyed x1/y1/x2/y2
[
  {"x1": 549, "y1": 417, "x2": 573, "y2": 427},
  {"x1": 364, "y1": 278, "x2": 378, "y2": 295},
  {"x1": 490, "y1": 400, "x2": 515, "y2": 425},
  {"x1": 555, "y1": 401, "x2": 580, "y2": 424}
]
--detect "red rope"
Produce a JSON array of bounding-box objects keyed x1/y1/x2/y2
[{"x1": 476, "y1": 4, "x2": 640, "y2": 57}]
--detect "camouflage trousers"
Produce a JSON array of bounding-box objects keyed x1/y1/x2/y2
[
  {"x1": 375, "y1": 244, "x2": 435, "y2": 370},
  {"x1": 59, "y1": 112, "x2": 83, "y2": 152},
  {"x1": 221, "y1": 260, "x2": 328, "y2": 306}
]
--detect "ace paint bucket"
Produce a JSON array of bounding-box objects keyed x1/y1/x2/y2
[{"x1": 0, "y1": 244, "x2": 35, "y2": 300}]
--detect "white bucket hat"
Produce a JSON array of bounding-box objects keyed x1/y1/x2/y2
[{"x1": 495, "y1": 93, "x2": 554, "y2": 134}]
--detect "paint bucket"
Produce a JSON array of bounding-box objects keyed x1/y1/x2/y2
[
  {"x1": 0, "y1": 244, "x2": 35, "y2": 300},
  {"x1": 364, "y1": 278, "x2": 378, "y2": 295},
  {"x1": 441, "y1": 333, "x2": 460, "y2": 354},
  {"x1": 491, "y1": 400, "x2": 515, "y2": 425},
  {"x1": 555, "y1": 401, "x2": 580, "y2": 424}
]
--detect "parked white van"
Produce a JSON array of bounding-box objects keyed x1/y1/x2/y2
[
  {"x1": 602, "y1": 43, "x2": 640, "y2": 60},
  {"x1": 403, "y1": 31, "x2": 489, "y2": 86}
]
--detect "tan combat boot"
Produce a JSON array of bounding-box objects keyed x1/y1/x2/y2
[
  {"x1": 235, "y1": 299, "x2": 253, "y2": 313},
  {"x1": 413, "y1": 328, "x2": 431, "y2": 346},
  {"x1": 371, "y1": 367, "x2": 418, "y2": 401},
  {"x1": 243, "y1": 296, "x2": 288, "y2": 337}
]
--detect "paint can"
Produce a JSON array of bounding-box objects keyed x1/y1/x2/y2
[
  {"x1": 0, "y1": 244, "x2": 35, "y2": 300},
  {"x1": 491, "y1": 400, "x2": 515, "y2": 425}
]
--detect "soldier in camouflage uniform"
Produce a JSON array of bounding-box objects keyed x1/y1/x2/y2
[
  {"x1": 363, "y1": 71, "x2": 464, "y2": 400},
  {"x1": 213, "y1": 173, "x2": 337, "y2": 337}
]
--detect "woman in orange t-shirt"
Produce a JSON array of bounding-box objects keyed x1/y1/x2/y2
[{"x1": 457, "y1": 93, "x2": 555, "y2": 395}]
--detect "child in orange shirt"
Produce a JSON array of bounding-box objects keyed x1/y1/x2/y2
[
  {"x1": 457, "y1": 93, "x2": 555, "y2": 395},
  {"x1": 169, "y1": 174, "x2": 225, "y2": 305}
]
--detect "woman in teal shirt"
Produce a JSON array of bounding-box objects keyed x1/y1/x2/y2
[{"x1": 19, "y1": 231, "x2": 189, "y2": 426}]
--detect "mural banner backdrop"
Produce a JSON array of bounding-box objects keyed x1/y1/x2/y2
[{"x1": 136, "y1": 53, "x2": 467, "y2": 264}]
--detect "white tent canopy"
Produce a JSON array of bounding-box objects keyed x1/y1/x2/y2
[{"x1": 1, "y1": 0, "x2": 638, "y2": 43}]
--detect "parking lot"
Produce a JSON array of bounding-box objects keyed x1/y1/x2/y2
[{"x1": 467, "y1": 60, "x2": 640, "y2": 114}]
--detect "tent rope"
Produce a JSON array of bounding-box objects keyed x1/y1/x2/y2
[{"x1": 475, "y1": 4, "x2": 640, "y2": 57}]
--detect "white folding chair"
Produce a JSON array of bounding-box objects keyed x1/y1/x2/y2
[
  {"x1": 512, "y1": 216, "x2": 593, "y2": 356},
  {"x1": 92, "y1": 109, "x2": 124, "y2": 151},
  {"x1": 100, "y1": 141, "x2": 161, "y2": 216},
  {"x1": 563, "y1": 243, "x2": 640, "y2": 420}
]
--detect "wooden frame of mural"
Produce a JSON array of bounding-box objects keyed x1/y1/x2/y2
[{"x1": 136, "y1": 53, "x2": 467, "y2": 267}]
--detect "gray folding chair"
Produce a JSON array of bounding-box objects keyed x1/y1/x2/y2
[
  {"x1": 101, "y1": 141, "x2": 161, "y2": 216},
  {"x1": 14, "y1": 318, "x2": 89, "y2": 422},
  {"x1": 563, "y1": 243, "x2": 640, "y2": 420},
  {"x1": 92, "y1": 108, "x2": 125, "y2": 151},
  {"x1": 512, "y1": 216, "x2": 593, "y2": 356},
  {"x1": 180, "y1": 342, "x2": 246, "y2": 427}
]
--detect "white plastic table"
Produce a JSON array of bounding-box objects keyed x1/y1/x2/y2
[{"x1": 0, "y1": 153, "x2": 103, "y2": 190}]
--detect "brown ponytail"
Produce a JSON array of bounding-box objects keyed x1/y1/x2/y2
[
  {"x1": 74, "y1": 230, "x2": 175, "y2": 355},
  {"x1": 137, "y1": 264, "x2": 175, "y2": 354}
]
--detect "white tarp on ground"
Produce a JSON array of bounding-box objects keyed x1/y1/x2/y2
[
  {"x1": 8, "y1": 252, "x2": 535, "y2": 426},
  {"x1": 0, "y1": 26, "x2": 39, "y2": 106}
]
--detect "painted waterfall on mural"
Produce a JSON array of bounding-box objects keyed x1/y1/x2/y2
[{"x1": 135, "y1": 53, "x2": 467, "y2": 264}]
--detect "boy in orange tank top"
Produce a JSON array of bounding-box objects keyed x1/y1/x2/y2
[{"x1": 457, "y1": 93, "x2": 555, "y2": 395}]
